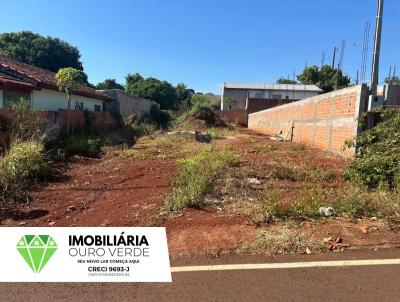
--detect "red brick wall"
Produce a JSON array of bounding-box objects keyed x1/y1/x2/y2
[
  {"x1": 59, "y1": 109, "x2": 85, "y2": 131},
  {"x1": 0, "y1": 109, "x2": 118, "y2": 138},
  {"x1": 248, "y1": 85, "x2": 369, "y2": 157},
  {"x1": 91, "y1": 111, "x2": 118, "y2": 130},
  {"x1": 216, "y1": 109, "x2": 247, "y2": 126}
]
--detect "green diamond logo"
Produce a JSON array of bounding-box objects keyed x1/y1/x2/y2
[{"x1": 16, "y1": 235, "x2": 57, "y2": 273}]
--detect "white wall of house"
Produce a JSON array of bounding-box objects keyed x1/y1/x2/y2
[
  {"x1": 247, "y1": 89, "x2": 320, "y2": 100},
  {"x1": 222, "y1": 88, "x2": 321, "y2": 110},
  {"x1": 31, "y1": 89, "x2": 104, "y2": 111}
]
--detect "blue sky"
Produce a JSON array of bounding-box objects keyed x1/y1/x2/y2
[{"x1": 1, "y1": 0, "x2": 399, "y2": 94}]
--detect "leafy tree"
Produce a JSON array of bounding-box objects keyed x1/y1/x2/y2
[
  {"x1": 224, "y1": 96, "x2": 237, "y2": 110},
  {"x1": 385, "y1": 76, "x2": 400, "y2": 85},
  {"x1": 176, "y1": 83, "x2": 194, "y2": 101},
  {"x1": 0, "y1": 31, "x2": 83, "y2": 72},
  {"x1": 125, "y1": 74, "x2": 178, "y2": 110},
  {"x1": 297, "y1": 65, "x2": 350, "y2": 93},
  {"x1": 96, "y1": 79, "x2": 124, "y2": 90},
  {"x1": 55, "y1": 68, "x2": 86, "y2": 134},
  {"x1": 277, "y1": 77, "x2": 297, "y2": 84},
  {"x1": 176, "y1": 83, "x2": 195, "y2": 109}
]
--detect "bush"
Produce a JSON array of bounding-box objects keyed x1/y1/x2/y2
[
  {"x1": 345, "y1": 108, "x2": 400, "y2": 189},
  {"x1": 0, "y1": 140, "x2": 49, "y2": 203},
  {"x1": 189, "y1": 95, "x2": 216, "y2": 125},
  {"x1": 123, "y1": 113, "x2": 152, "y2": 139},
  {"x1": 148, "y1": 105, "x2": 171, "y2": 129},
  {"x1": 166, "y1": 147, "x2": 236, "y2": 210},
  {"x1": 55, "y1": 133, "x2": 103, "y2": 157}
]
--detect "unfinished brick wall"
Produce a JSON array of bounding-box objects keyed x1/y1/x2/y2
[
  {"x1": 248, "y1": 85, "x2": 369, "y2": 157},
  {"x1": 216, "y1": 109, "x2": 247, "y2": 126}
]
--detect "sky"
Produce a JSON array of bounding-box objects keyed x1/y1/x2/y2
[{"x1": 1, "y1": 0, "x2": 399, "y2": 94}]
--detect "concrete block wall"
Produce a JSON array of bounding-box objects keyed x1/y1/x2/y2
[
  {"x1": 100, "y1": 89, "x2": 156, "y2": 118},
  {"x1": 248, "y1": 85, "x2": 369, "y2": 157},
  {"x1": 247, "y1": 98, "x2": 298, "y2": 114},
  {"x1": 385, "y1": 85, "x2": 400, "y2": 106}
]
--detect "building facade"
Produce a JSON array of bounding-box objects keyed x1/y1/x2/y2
[
  {"x1": 0, "y1": 57, "x2": 112, "y2": 112},
  {"x1": 221, "y1": 82, "x2": 323, "y2": 111}
]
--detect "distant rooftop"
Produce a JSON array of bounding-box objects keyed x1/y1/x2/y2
[{"x1": 223, "y1": 82, "x2": 323, "y2": 92}]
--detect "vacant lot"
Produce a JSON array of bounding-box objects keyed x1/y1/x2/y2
[{"x1": 2, "y1": 127, "x2": 400, "y2": 257}]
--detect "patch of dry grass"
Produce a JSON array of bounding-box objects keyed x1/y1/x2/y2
[
  {"x1": 102, "y1": 134, "x2": 197, "y2": 160},
  {"x1": 240, "y1": 226, "x2": 325, "y2": 255}
]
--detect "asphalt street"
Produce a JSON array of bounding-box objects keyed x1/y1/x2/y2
[{"x1": 1, "y1": 249, "x2": 400, "y2": 302}]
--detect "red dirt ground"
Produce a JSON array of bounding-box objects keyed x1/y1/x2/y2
[
  {"x1": 2, "y1": 129, "x2": 400, "y2": 256},
  {"x1": 0, "y1": 147, "x2": 255, "y2": 255}
]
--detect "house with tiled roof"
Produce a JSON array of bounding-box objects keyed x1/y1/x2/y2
[{"x1": 0, "y1": 57, "x2": 113, "y2": 112}]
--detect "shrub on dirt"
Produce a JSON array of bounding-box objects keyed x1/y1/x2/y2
[
  {"x1": 165, "y1": 147, "x2": 236, "y2": 210},
  {"x1": 243, "y1": 226, "x2": 325, "y2": 255},
  {"x1": 123, "y1": 113, "x2": 152, "y2": 139},
  {"x1": 148, "y1": 105, "x2": 171, "y2": 129},
  {"x1": 189, "y1": 95, "x2": 217, "y2": 126},
  {"x1": 57, "y1": 133, "x2": 103, "y2": 157},
  {"x1": 345, "y1": 108, "x2": 400, "y2": 190},
  {"x1": 271, "y1": 162, "x2": 336, "y2": 183},
  {"x1": 231, "y1": 192, "x2": 280, "y2": 226},
  {"x1": 0, "y1": 140, "x2": 50, "y2": 204}
]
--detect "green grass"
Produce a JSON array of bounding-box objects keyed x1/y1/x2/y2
[
  {"x1": 243, "y1": 185, "x2": 400, "y2": 228},
  {"x1": 165, "y1": 147, "x2": 236, "y2": 210},
  {"x1": 0, "y1": 140, "x2": 50, "y2": 204}
]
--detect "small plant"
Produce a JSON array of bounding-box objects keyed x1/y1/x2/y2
[
  {"x1": 271, "y1": 163, "x2": 297, "y2": 181},
  {"x1": 8, "y1": 100, "x2": 45, "y2": 144},
  {"x1": 166, "y1": 147, "x2": 236, "y2": 210},
  {"x1": 289, "y1": 187, "x2": 326, "y2": 219},
  {"x1": 55, "y1": 132, "x2": 103, "y2": 157}
]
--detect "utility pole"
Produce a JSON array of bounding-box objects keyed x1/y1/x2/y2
[
  {"x1": 370, "y1": 0, "x2": 384, "y2": 95},
  {"x1": 332, "y1": 47, "x2": 337, "y2": 69}
]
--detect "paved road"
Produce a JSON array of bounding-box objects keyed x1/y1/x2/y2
[{"x1": 1, "y1": 249, "x2": 400, "y2": 302}]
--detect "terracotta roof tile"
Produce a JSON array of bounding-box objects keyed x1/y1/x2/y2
[{"x1": 0, "y1": 56, "x2": 113, "y2": 101}]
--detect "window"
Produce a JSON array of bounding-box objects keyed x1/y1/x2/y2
[
  {"x1": 75, "y1": 101, "x2": 84, "y2": 111},
  {"x1": 3, "y1": 90, "x2": 31, "y2": 108},
  {"x1": 272, "y1": 94, "x2": 282, "y2": 99},
  {"x1": 249, "y1": 90, "x2": 265, "y2": 99},
  {"x1": 94, "y1": 104, "x2": 101, "y2": 112}
]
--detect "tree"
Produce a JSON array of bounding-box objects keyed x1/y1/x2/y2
[
  {"x1": 125, "y1": 74, "x2": 178, "y2": 110},
  {"x1": 277, "y1": 77, "x2": 297, "y2": 84},
  {"x1": 175, "y1": 83, "x2": 194, "y2": 109},
  {"x1": 55, "y1": 68, "x2": 86, "y2": 134},
  {"x1": 385, "y1": 76, "x2": 400, "y2": 85},
  {"x1": 223, "y1": 96, "x2": 237, "y2": 110},
  {"x1": 96, "y1": 79, "x2": 124, "y2": 90},
  {"x1": 0, "y1": 31, "x2": 83, "y2": 72},
  {"x1": 297, "y1": 65, "x2": 350, "y2": 93}
]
